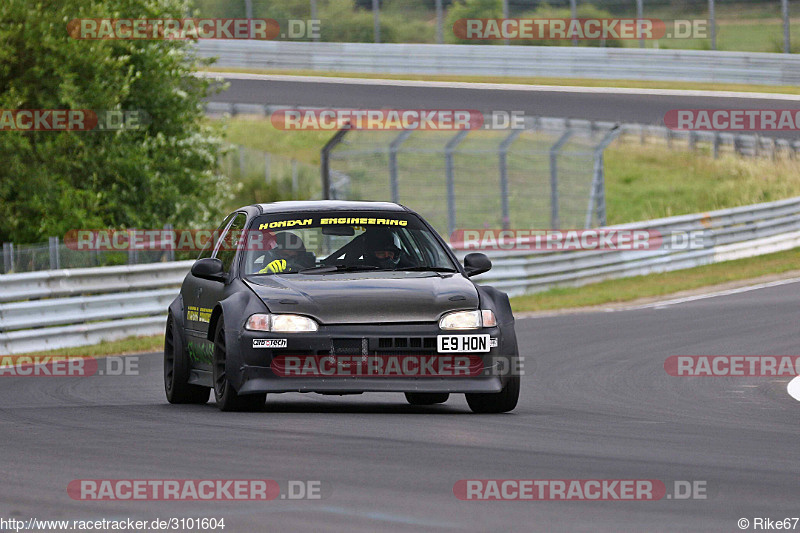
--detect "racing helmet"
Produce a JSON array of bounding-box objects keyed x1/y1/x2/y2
[{"x1": 364, "y1": 229, "x2": 401, "y2": 269}]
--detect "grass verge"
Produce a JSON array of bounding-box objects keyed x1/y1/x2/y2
[
  {"x1": 510, "y1": 246, "x2": 800, "y2": 313},
  {"x1": 202, "y1": 67, "x2": 800, "y2": 96}
]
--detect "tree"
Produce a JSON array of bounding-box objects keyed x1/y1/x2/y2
[{"x1": 0, "y1": 0, "x2": 226, "y2": 243}]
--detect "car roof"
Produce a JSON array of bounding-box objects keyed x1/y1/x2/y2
[{"x1": 251, "y1": 200, "x2": 409, "y2": 215}]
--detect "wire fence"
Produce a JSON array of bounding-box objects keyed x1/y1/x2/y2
[{"x1": 324, "y1": 119, "x2": 621, "y2": 236}]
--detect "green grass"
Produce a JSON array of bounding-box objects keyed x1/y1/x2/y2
[
  {"x1": 16, "y1": 335, "x2": 163, "y2": 357},
  {"x1": 203, "y1": 67, "x2": 800, "y2": 96},
  {"x1": 604, "y1": 142, "x2": 800, "y2": 223},
  {"x1": 510, "y1": 246, "x2": 800, "y2": 313}
]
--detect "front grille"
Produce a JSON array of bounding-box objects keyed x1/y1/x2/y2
[
  {"x1": 332, "y1": 338, "x2": 363, "y2": 355},
  {"x1": 374, "y1": 337, "x2": 437, "y2": 352}
]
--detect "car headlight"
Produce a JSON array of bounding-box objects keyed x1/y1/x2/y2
[
  {"x1": 245, "y1": 313, "x2": 319, "y2": 332},
  {"x1": 439, "y1": 310, "x2": 496, "y2": 330}
]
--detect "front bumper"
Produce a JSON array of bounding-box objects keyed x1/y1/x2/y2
[{"x1": 235, "y1": 322, "x2": 515, "y2": 394}]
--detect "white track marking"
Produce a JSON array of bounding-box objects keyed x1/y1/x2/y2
[
  {"x1": 625, "y1": 276, "x2": 800, "y2": 311},
  {"x1": 788, "y1": 376, "x2": 800, "y2": 403},
  {"x1": 199, "y1": 72, "x2": 800, "y2": 101}
]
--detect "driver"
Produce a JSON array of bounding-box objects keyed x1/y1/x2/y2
[
  {"x1": 363, "y1": 229, "x2": 402, "y2": 269},
  {"x1": 258, "y1": 232, "x2": 313, "y2": 273}
]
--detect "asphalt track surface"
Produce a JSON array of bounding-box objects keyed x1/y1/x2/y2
[
  {"x1": 2, "y1": 281, "x2": 798, "y2": 532},
  {"x1": 208, "y1": 74, "x2": 800, "y2": 140}
]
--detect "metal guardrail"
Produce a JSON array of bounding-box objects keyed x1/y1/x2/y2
[
  {"x1": 2, "y1": 197, "x2": 800, "y2": 353},
  {"x1": 0, "y1": 262, "x2": 192, "y2": 354},
  {"x1": 196, "y1": 41, "x2": 800, "y2": 86},
  {"x1": 469, "y1": 196, "x2": 800, "y2": 297}
]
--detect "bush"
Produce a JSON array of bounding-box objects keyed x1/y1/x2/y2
[{"x1": 0, "y1": 0, "x2": 226, "y2": 243}]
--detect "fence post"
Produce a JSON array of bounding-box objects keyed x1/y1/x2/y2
[
  {"x1": 445, "y1": 130, "x2": 469, "y2": 237},
  {"x1": 570, "y1": 0, "x2": 577, "y2": 46},
  {"x1": 782, "y1": 0, "x2": 790, "y2": 54},
  {"x1": 636, "y1": 0, "x2": 644, "y2": 49},
  {"x1": 310, "y1": 0, "x2": 319, "y2": 42},
  {"x1": 164, "y1": 224, "x2": 175, "y2": 262},
  {"x1": 264, "y1": 152, "x2": 270, "y2": 183},
  {"x1": 709, "y1": 0, "x2": 716, "y2": 50},
  {"x1": 372, "y1": 0, "x2": 380, "y2": 43},
  {"x1": 499, "y1": 129, "x2": 522, "y2": 230},
  {"x1": 586, "y1": 126, "x2": 621, "y2": 228},
  {"x1": 49, "y1": 236, "x2": 61, "y2": 270},
  {"x1": 320, "y1": 124, "x2": 351, "y2": 200},
  {"x1": 549, "y1": 130, "x2": 574, "y2": 229},
  {"x1": 435, "y1": 0, "x2": 443, "y2": 44},
  {"x1": 713, "y1": 132, "x2": 720, "y2": 159},
  {"x1": 3, "y1": 242, "x2": 13, "y2": 274},
  {"x1": 291, "y1": 159, "x2": 298, "y2": 194},
  {"x1": 128, "y1": 229, "x2": 137, "y2": 265},
  {"x1": 389, "y1": 129, "x2": 413, "y2": 204}
]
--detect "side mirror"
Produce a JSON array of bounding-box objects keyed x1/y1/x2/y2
[
  {"x1": 463, "y1": 253, "x2": 492, "y2": 277},
  {"x1": 191, "y1": 257, "x2": 225, "y2": 282}
]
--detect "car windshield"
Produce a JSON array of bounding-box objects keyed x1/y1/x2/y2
[{"x1": 242, "y1": 211, "x2": 457, "y2": 276}]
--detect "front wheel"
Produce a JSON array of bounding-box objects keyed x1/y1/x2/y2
[
  {"x1": 213, "y1": 317, "x2": 266, "y2": 412},
  {"x1": 164, "y1": 314, "x2": 209, "y2": 404},
  {"x1": 405, "y1": 392, "x2": 449, "y2": 405},
  {"x1": 465, "y1": 375, "x2": 519, "y2": 414}
]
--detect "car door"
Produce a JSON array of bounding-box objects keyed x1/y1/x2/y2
[
  {"x1": 197, "y1": 211, "x2": 247, "y2": 340},
  {"x1": 181, "y1": 213, "x2": 237, "y2": 369}
]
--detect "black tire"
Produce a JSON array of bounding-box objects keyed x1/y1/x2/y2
[
  {"x1": 164, "y1": 314, "x2": 209, "y2": 404},
  {"x1": 404, "y1": 392, "x2": 449, "y2": 405},
  {"x1": 212, "y1": 317, "x2": 266, "y2": 412},
  {"x1": 465, "y1": 375, "x2": 520, "y2": 414}
]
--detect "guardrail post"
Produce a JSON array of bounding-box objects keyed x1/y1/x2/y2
[
  {"x1": 713, "y1": 132, "x2": 720, "y2": 159},
  {"x1": 549, "y1": 130, "x2": 574, "y2": 229},
  {"x1": 586, "y1": 126, "x2": 621, "y2": 228},
  {"x1": 3, "y1": 242, "x2": 13, "y2": 274},
  {"x1": 320, "y1": 124, "x2": 351, "y2": 200},
  {"x1": 389, "y1": 129, "x2": 413, "y2": 203},
  {"x1": 445, "y1": 130, "x2": 469, "y2": 237},
  {"x1": 499, "y1": 129, "x2": 522, "y2": 230}
]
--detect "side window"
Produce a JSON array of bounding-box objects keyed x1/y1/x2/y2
[
  {"x1": 215, "y1": 213, "x2": 247, "y2": 273},
  {"x1": 198, "y1": 213, "x2": 234, "y2": 260}
]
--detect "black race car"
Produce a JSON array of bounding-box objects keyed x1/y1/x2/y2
[{"x1": 164, "y1": 201, "x2": 520, "y2": 413}]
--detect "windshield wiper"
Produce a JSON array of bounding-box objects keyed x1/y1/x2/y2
[
  {"x1": 394, "y1": 266, "x2": 458, "y2": 273},
  {"x1": 299, "y1": 264, "x2": 381, "y2": 274}
]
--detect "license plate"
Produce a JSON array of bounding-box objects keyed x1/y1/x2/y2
[{"x1": 437, "y1": 334, "x2": 491, "y2": 353}]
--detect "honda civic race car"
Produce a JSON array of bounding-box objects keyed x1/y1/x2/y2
[{"x1": 164, "y1": 201, "x2": 520, "y2": 413}]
